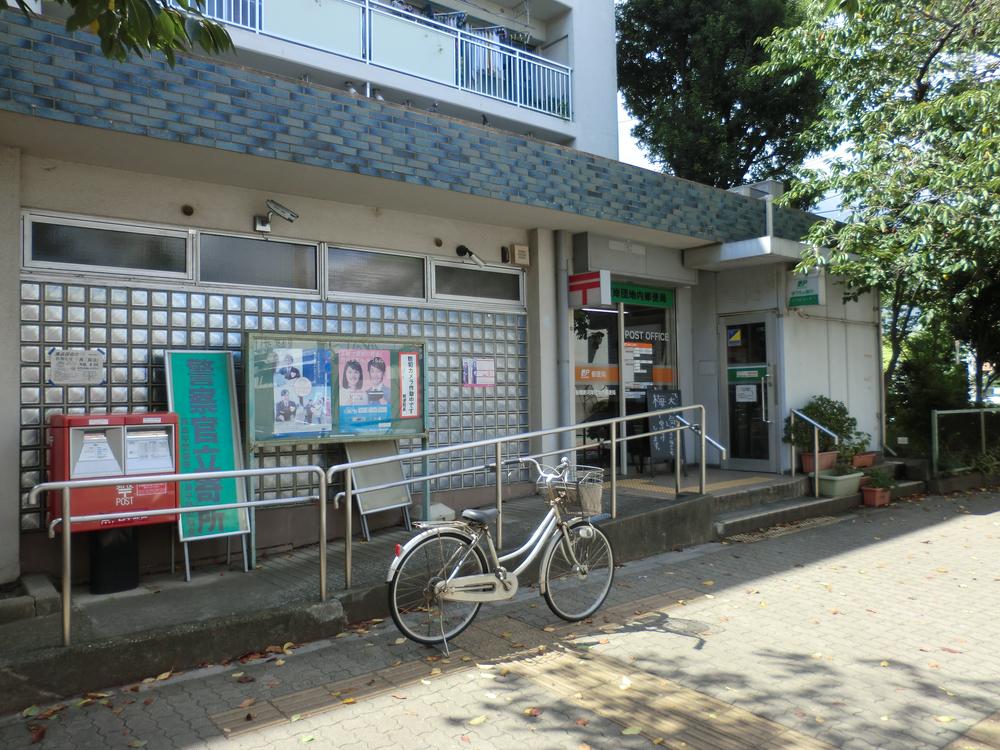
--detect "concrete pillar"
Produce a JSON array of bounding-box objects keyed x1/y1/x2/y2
[
  {"x1": 0, "y1": 146, "x2": 22, "y2": 585},
  {"x1": 526, "y1": 229, "x2": 559, "y2": 458}
]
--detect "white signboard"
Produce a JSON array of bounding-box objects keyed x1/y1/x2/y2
[
  {"x1": 735, "y1": 384, "x2": 758, "y2": 403},
  {"x1": 787, "y1": 268, "x2": 825, "y2": 308},
  {"x1": 48, "y1": 348, "x2": 106, "y2": 385},
  {"x1": 399, "y1": 351, "x2": 420, "y2": 418}
]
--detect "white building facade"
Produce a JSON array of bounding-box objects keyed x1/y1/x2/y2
[{"x1": 0, "y1": 0, "x2": 880, "y2": 584}]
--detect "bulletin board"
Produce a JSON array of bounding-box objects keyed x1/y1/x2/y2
[{"x1": 245, "y1": 334, "x2": 427, "y2": 449}]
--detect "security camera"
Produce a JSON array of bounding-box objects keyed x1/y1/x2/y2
[
  {"x1": 254, "y1": 199, "x2": 299, "y2": 233},
  {"x1": 456, "y1": 245, "x2": 486, "y2": 268},
  {"x1": 265, "y1": 199, "x2": 298, "y2": 223}
]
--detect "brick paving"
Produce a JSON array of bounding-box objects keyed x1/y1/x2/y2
[{"x1": 2, "y1": 490, "x2": 998, "y2": 749}]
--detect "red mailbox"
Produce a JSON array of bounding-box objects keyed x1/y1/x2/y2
[{"x1": 48, "y1": 413, "x2": 179, "y2": 533}]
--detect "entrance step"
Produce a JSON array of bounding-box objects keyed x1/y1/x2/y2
[
  {"x1": 714, "y1": 494, "x2": 860, "y2": 539},
  {"x1": 710, "y1": 474, "x2": 811, "y2": 515}
]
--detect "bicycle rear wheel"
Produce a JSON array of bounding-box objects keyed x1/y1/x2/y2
[
  {"x1": 541, "y1": 522, "x2": 614, "y2": 622},
  {"x1": 388, "y1": 531, "x2": 487, "y2": 646}
]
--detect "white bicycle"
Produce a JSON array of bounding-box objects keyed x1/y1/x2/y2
[{"x1": 386, "y1": 457, "x2": 615, "y2": 649}]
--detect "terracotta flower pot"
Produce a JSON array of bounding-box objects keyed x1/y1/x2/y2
[
  {"x1": 852, "y1": 451, "x2": 879, "y2": 468},
  {"x1": 862, "y1": 486, "x2": 891, "y2": 507},
  {"x1": 800, "y1": 450, "x2": 838, "y2": 474}
]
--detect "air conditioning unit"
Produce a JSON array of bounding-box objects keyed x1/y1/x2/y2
[{"x1": 503, "y1": 244, "x2": 530, "y2": 267}]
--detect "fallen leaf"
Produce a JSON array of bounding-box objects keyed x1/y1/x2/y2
[
  {"x1": 239, "y1": 698, "x2": 256, "y2": 709},
  {"x1": 578, "y1": 744, "x2": 592, "y2": 750},
  {"x1": 499, "y1": 667, "x2": 511, "y2": 676},
  {"x1": 290, "y1": 714, "x2": 302, "y2": 722},
  {"x1": 231, "y1": 672, "x2": 245, "y2": 678},
  {"x1": 342, "y1": 698, "x2": 356, "y2": 705},
  {"x1": 127, "y1": 741, "x2": 148, "y2": 748},
  {"x1": 394, "y1": 638, "x2": 407, "y2": 645},
  {"x1": 543, "y1": 627, "x2": 556, "y2": 632},
  {"x1": 928, "y1": 661, "x2": 941, "y2": 669},
  {"x1": 237, "y1": 675, "x2": 256, "y2": 684},
  {"x1": 430, "y1": 668, "x2": 442, "y2": 676},
  {"x1": 598, "y1": 638, "x2": 609, "y2": 645},
  {"x1": 21, "y1": 706, "x2": 39, "y2": 718},
  {"x1": 85, "y1": 692, "x2": 111, "y2": 699},
  {"x1": 275, "y1": 659, "x2": 286, "y2": 667},
  {"x1": 469, "y1": 715, "x2": 487, "y2": 726},
  {"x1": 461, "y1": 656, "x2": 472, "y2": 662},
  {"x1": 28, "y1": 725, "x2": 46, "y2": 744},
  {"x1": 575, "y1": 718, "x2": 589, "y2": 726},
  {"x1": 524, "y1": 707, "x2": 542, "y2": 717},
  {"x1": 622, "y1": 726, "x2": 642, "y2": 735},
  {"x1": 702, "y1": 580, "x2": 715, "y2": 586},
  {"x1": 300, "y1": 735, "x2": 315, "y2": 743},
  {"x1": 391, "y1": 659, "x2": 403, "y2": 667},
  {"x1": 283, "y1": 642, "x2": 295, "y2": 654},
  {"x1": 880, "y1": 661, "x2": 890, "y2": 668},
  {"x1": 143, "y1": 698, "x2": 154, "y2": 706},
  {"x1": 619, "y1": 676, "x2": 632, "y2": 690},
  {"x1": 935, "y1": 716, "x2": 954, "y2": 723},
  {"x1": 941, "y1": 647, "x2": 963, "y2": 654},
  {"x1": 461, "y1": 736, "x2": 471, "y2": 744},
  {"x1": 155, "y1": 671, "x2": 172, "y2": 681},
  {"x1": 420, "y1": 679, "x2": 431, "y2": 686},
  {"x1": 391, "y1": 694, "x2": 406, "y2": 700}
]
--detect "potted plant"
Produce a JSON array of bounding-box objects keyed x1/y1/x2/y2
[
  {"x1": 814, "y1": 445, "x2": 865, "y2": 498},
  {"x1": 849, "y1": 430, "x2": 878, "y2": 468},
  {"x1": 861, "y1": 468, "x2": 894, "y2": 507},
  {"x1": 784, "y1": 396, "x2": 858, "y2": 473}
]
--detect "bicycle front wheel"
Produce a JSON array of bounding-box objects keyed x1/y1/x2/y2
[
  {"x1": 388, "y1": 531, "x2": 487, "y2": 646},
  {"x1": 541, "y1": 522, "x2": 614, "y2": 622}
]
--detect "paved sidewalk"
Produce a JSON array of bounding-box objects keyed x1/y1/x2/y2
[{"x1": 2, "y1": 489, "x2": 997, "y2": 749}]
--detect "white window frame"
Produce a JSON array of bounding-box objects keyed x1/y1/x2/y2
[
  {"x1": 195, "y1": 230, "x2": 321, "y2": 294},
  {"x1": 325, "y1": 244, "x2": 429, "y2": 304},
  {"x1": 430, "y1": 259, "x2": 525, "y2": 309},
  {"x1": 23, "y1": 210, "x2": 194, "y2": 281}
]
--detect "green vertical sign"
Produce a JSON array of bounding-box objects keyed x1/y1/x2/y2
[{"x1": 166, "y1": 351, "x2": 249, "y2": 541}]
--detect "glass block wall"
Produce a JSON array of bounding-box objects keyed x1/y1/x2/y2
[{"x1": 18, "y1": 279, "x2": 530, "y2": 532}]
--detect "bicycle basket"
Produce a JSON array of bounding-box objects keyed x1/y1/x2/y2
[{"x1": 550, "y1": 465, "x2": 604, "y2": 516}]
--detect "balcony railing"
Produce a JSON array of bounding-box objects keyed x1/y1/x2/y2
[{"x1": 202, "y1": 0, "x2": 573, "y2": 120}]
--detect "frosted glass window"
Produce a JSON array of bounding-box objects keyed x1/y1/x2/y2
[
  {"x1": 201, "y1": 234, "x2": 317, "y2": 290},
  {"x1": 32, "y1": 222, "x2": 186, "y2": 274},
  {"x1": 434, "y1": 265, "x2": 521, "y2": 302},
  {"x1": 328, "y1": 247, "x2": 425, "y2": 299}
]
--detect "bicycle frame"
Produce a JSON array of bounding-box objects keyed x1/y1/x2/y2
[{"x1": 386, "y1": 502, "x2": 579, "y2": 604}]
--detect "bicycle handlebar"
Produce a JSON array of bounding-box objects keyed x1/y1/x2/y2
[{"x1": 519, "y1": 456, "x2": 570, "y2": 484}]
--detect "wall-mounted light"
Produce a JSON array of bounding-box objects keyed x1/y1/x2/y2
[
  {"x1": 254, "y1": 199, "x2": 299, "y2": 233},
  {"x1": 456, "y1": 245, "x2": 486, "y2": 268}
]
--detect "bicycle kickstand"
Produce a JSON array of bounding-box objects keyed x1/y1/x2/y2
[{"x1": 438, "y1": 609, "x2": 450, "y2": 656}]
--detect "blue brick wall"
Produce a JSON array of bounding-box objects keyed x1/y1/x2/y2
[{"x1": 0, "y1": 13, "x2": 816, "y2": 243}]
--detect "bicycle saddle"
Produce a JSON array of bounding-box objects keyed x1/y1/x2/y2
[{"x1": 461, "y1": 508, "x2": 498, "y2": 525}]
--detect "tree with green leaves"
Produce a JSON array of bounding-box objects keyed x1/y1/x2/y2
[
  {"x1": 11, "y1": 0, "x2": 232, "y2": 65},
  {"x1": 758, "y1": 0, "x2": 1000, "y2": 391},
  {"x1": 616, "y1": 0, "x2": 823, "y2": 188}
]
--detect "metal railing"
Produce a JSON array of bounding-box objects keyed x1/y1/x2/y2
[
  {"x1": 28, "y1": 404, "x2": 725, "y2": 645},
  {"x1": 27, "y1": 466, "x2": 330, "y2": 647},
  {"x1": 931, "y1": 407, "x2": 1000, "y2": 477},
  {"x1": 202, "y1": 0, "x2": 573, "y2": 119},
  {"x1": 788, "y1": 410, "x2": 841, "y2": 497},
  {"x1": 327, "y1": 404, "x2": 725, "y2": 588}
]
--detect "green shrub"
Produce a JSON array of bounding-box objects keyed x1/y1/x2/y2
[{"x1": 783, "y1": 395, "x2": 869, "y2": 452}]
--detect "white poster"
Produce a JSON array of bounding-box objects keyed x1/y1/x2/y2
[
  {"x1": 399, "y1": 352, "x2": 420, "y2": 418},
  {"x1": 735, "y1": 384, "x2": 758, "y2": 403},
  {"x1": 48, "y1": 348, "x2": 106, "y2": 385},
  {"x1": 461, "y1": 357, "x2": 496, "y2": 388}
]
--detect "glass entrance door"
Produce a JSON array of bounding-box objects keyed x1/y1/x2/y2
[{"x1": 720, "y1": 314, "x2": 778, "y2": 472}]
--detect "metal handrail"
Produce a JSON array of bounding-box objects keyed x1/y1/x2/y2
[
  {"x1": 27, "y1": 465, "x2": 329, "y2": 647},
  {"x1": 326, "y1": 404, "x2": 710, "y2": 587},
  {"x1": 788, "y1": 409, "x2": 841, "y2": 498},
  {"x1": 931, "y1": 407, "x2": 1000, "y2": 477},
  {"x1": 202, "y1": 0, "x2": 574, "y2": 119}
]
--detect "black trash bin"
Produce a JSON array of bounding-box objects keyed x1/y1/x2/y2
[{"x1": 89, "y1": 528, "x2": 140, "y2": 594}]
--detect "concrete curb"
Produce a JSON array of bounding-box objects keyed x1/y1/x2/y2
[{"x1": 0, "y1": 599, "x2": 345, "y2": 715}]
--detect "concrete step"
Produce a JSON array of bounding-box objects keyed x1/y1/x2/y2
[
  {"x1": 714, "y1": 494, "x2": 861, "y2": 539},
  {"x1": 711, "y1": 474, "x2": 811, "y2": 515}
]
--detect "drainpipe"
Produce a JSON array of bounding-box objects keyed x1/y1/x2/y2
[
  {"x1": 765, "y1": 195, "x2": 774, "y2": 237},
  {"x1": 555, "y1": 232, "x2": 572, "y2": 451}
]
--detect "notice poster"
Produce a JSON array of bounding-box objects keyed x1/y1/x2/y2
[
  {"x1": 623, "y1": 341, "x2": 653, "y2": 389},
  {"x1": 337, "y1": 347, "x2": 392, "y2": 435},
  {"x1": 272, "y1": 347, "x2": 333, "y2": 436},
  {"x1": 400, "y1": 352, "x2": 420, "y2": 418},
  {"x1": 461, "y1": 357, "x2": 496, "y2": 388},
  {"x1": 246, "y1": 335, "x2": 427, "y2": 447}
]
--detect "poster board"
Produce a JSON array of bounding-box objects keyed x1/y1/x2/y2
[
  {"x1": 646, "y1": 388, "x2": 682, "y2": 465},
  {"x1": 165, "y1": 351, "x2": 250, "y2": 542},
  {"x1": 246, "y1": 334, "x2": 426, "y2": 448}
]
